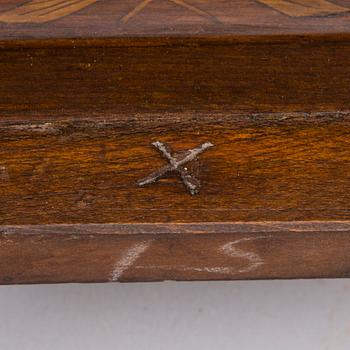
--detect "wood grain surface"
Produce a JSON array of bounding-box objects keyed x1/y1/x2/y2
[
  {"x1": 0, "y1": 0, "x2": 350, "y2": 38},
  {"x1": 1, "y1": 1, "x2": 350, "y2": 284},
  {"x1": 1, "y1": 112, "x2": 350, "y2": 224},
  {"x1": 1, "y1": 222, "x2": 350, "y2": 284}
]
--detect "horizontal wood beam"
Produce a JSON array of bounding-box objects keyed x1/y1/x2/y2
[
  {"x1": 1, "y1": 36, "x2": 350, "y2": 117},
  {"x1": 1, "y1": 113, "x2": 350, "y2": 224},
  {"x1": 0, "y1": 0, "x2": 350, "y2": 38},
  {"x1": 1, "y1": 221, "x2": 350, "y2": 284}
]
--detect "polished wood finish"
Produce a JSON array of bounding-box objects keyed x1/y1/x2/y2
[{"x1": 1, "y1": 0, "x2": 350, "y2": 284}]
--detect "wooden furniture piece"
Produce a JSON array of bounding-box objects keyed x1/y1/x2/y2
[{"x1": 1, "y1": 0, "x2": 350, "y2": 284}]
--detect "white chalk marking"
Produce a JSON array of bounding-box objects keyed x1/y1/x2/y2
[
  {"x1": 221, "y1": 236, "x2": 271, "y2": 273},
  {"x1": 116, "y1": 235, "x2": 270, "y2": 278},
  {"x1": 137, "y1": 236, "x2": 271, "y2": 275},
  {"x1": 111, "y1": 241, "x2": 152, "y2": 281}
]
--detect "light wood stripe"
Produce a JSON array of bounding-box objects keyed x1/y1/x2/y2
[
  {"x1": 258, "y1": 0, "x2": 349, "y2": 17},
  {"x1": 0, "y1": 0, "x2": 98, "y2": 23}
]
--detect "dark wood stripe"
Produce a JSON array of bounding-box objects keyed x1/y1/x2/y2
[{"x1": 1, "y1": 36, "x2": 350, "y2": 117}]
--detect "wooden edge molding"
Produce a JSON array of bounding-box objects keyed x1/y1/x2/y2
[
  {"x1": 2, "y1": 34, "x2": 350, "y2": 49},
  {"x1": 1, "y1": 221, "x2": 350, "y2": 284}
]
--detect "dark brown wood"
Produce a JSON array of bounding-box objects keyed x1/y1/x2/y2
[
  {"x1": 1, "y1": 36, "x2": 350, "y2": 116},
  {"x1": 1, "y1": 0, "x2": 350, "y2": 284}
]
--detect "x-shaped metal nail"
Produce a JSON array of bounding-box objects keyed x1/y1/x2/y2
[{"x1": 137, "y1": 141, "x2": 214, "y2": 195}]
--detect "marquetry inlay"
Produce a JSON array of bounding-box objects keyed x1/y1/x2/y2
[{"x1": 0, "y1": 0, "x2": 348, "y2": 23}]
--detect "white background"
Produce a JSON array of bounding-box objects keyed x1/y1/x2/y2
[{"x1": 0, "y1": 280, "x2": 350, "y2": 349}]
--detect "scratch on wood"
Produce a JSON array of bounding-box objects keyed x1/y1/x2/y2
[
  {"x1": 8, "y1": 122, "x2": 57, "y2": 134},
  {"x1": 111, "y1": 240, "x2": 152, "y2": 281}
]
